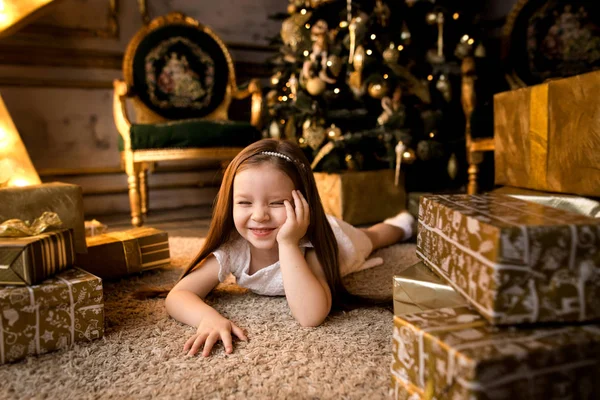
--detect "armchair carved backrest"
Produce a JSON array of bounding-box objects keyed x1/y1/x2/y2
[{"x1": 113, "y1": 12, "x2": 263, "y2": 227}]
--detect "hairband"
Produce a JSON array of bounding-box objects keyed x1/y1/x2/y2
[{"x1": 260, "y1": 151, "x2": 293, "y2": 163}]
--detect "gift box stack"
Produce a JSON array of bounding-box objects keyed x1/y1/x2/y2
[
  {"x1": 390, "y1": 71, "x2": 600, "y2": 399},
  {"x1": 0, "y1": 183, "x2": 105, "y2": 364}
]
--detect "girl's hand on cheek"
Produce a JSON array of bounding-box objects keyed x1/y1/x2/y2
[{"x1": 277, "y1": 190, "x2": 310, "y2": 246}]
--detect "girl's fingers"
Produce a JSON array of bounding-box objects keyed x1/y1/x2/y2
[
  {"x1": 292, "y1": 190, "x2": 303, "y2": 221},
  {"x1": 202, "y1": 333, "x2": 219, "y2": 357},
  {"x1": 284, "y1": 199, "x2": 295, "y2": 219},
  {"x1": 188, "y1": 333, "x2": 208, "y2": 356},
  {"x1": 299, "y1": 191, "x2": 310, "y2": 222},
  {"x1": 220, "y1": 330, "x2": 234, "y2": 354},
  {"x1": 231, "y1": 322, "x2": 248, "y2": 341},
  {"x1": 183, "y1": 333, "x2": 199, "y2": 352}
]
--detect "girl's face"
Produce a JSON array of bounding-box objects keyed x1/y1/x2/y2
[{"x1": 232, "y1": 163, "x2": 295, "y2": 251}]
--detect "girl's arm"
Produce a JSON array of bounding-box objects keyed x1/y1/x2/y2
[
  {"x1": 279, "y1": 245, "x2": 332, "y2": 327},
  {"x1": 278, "y1": 190, "x2": 332, "y2": 327},
  {"x1": 165, "y1": 255, "x2": 247, "y2": 356}
]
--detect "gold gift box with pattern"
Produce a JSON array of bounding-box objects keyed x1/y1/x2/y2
[
  {"x1": 0, "y1": 182, "x2": 86, "y2": 254},
  {"x1": 0, "y1": 268, "x2": 104, "y2": 364},
  {"x1": 77, "y1": 227, "x2": 170, "y2": 280},
  {"x1": 314, "y1": 170, "x2": 406, "y2": 225},
  {"x1": 391, "y1": 307, "x2": 600, "y2": 399},
  {"x1": 0, "y1": 229, "x2": 75, "y2": 285},
  {"x1": 393, "y1": 262, "x2": 467, "y2": 316},
  {"x1": 416, "y1": 194, "x2": 600, "y2": 325},
  {"x1": 494, "y1": 70, "x2": 600, "y2": 197}
]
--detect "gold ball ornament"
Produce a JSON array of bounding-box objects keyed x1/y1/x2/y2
[
  {"x1": 326, "y1": 124, "x2": 342, "y2": 140},
  {"x1": 402, "y1": 148, "x2": 416, "y2": 164},
  {"x1": 306, "y1": 77, "x2": 326, "y2": 96},
  {"x1": 287, "y1": 3, "x2": 296, "y2": 14},
  {"x1": 368, "y1": 81, "x2": 389, "y2": 99},
  {"x1": 383, "y1": 44, "x2": 399, "y2": 64},
  {"x1": 426, "y1": 12, "x2": 438, "y2": 25}
]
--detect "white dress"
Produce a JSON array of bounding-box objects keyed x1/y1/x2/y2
[{"x1": 213, "y1": 215, "x2": 382, "y2": 296}]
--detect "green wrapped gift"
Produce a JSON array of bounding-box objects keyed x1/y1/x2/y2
[
  {"x1": 77, "y1": 227, "x2": 170, "y2": 279},
  {"x1": 0, "y1": 267, "x2": 104, "y2": 364},
  {"x1": 391, "y1": 307, "x2": 600, "y2": 399},
  {"x1": 393, "y1": 262, "x2": 467, "y2": 316},
  {"x1": 417, "y1": 194, "x2": 600, "y2": 325},
  {"x1": 0, "y1": 229, "x2": 75, "y2": 285}
]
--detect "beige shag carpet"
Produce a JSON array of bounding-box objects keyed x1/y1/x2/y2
[{"x1": 0, "y1": 237, "x2": 418, "y2": 400}]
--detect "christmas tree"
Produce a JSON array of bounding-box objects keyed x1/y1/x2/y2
[{"x1": 264, "y1": 0, "x2": 489, "y2": 192}]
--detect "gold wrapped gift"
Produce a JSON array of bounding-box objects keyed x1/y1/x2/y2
[
  {"x1": 0, "y1": 183, "x2": 86, "y2": 254},
  {"x1": 494, "y1": 70, "x2": 600, "y2": 197},
  {"x1": 393, "y1": 262, "x2": 467, "y2": 316},
  {"x1": 493, "y1": 186, "x2": 600, "y2": 218},
  {"x1": 391, "y1": 307, "x2": 600, "y2": 399},
  {"x1": 0, "y1": 268, "x2": 104, "y2": 364},
  {"x1": 417, "y1": 194, "x2": 600, "y2": 325},
  {"x1": 314, "y1": 170, "x2": 406, "y2": 225},
  {"x1": 0, "y1": 229, "x2": 75, "y2": 285},
  {"x1": 77, "y1": 227, "x2": 170, "y2": 280},
  {"x1": 390, "y1": 375, "x2": 423, "y2": 400}
]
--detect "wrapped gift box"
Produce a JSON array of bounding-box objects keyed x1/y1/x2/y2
[
  {"x1": 390, "y1": 375, "x2": 423, "y2": 400},
  {"x1": 0, "y1": 267, "x2": 104, "y2": 364},
  {"x1": 0, "y1": 182, "x2": 86, "y2": 254},
  {"x1": 393, "y1": 262, "x2": 467, "y2": 315},
  {"x1": 77, "y1": 227, "x2": 170, "y2": 279},
  {"x1": 314, "y1": 169, "x2": 406, "y2": 225},
  {"x1": 494, "y1": 70, "x2": 600, "y2": 197},
  {"x1": 0, "y1": 229, "x2": 75, "y2": 285},
  {"x1": 391, "y1": 307, "x2": 600, "y2": 399},
  {"x1": 416, "y1": 194, "x2": 600, "y2": 325}
]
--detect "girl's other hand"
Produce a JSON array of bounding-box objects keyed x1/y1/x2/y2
[
  {"x1": 277, "y1": 190, "x2": 310, "y2": 246},
  {"x1": 183, "y1": 313, "x2": 247, "y2": 357}
]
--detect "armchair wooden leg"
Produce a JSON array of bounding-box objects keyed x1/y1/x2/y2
[
  {"x1": 127, "y1": 162, "x2": 143, "y2": 227},
  {"x1": 467, "y1": 151, "x2": 484, "y2": 195},
  {"x1": 139, "y1": 164, "x2": 149, "y2": 216}
]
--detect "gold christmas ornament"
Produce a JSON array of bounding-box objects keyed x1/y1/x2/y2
[
  {"x1": 326, "y1": 55, "x2": 342, "y2": 77},
  {"x1": 368, "y1": 80, "x2": 389, "y2": 99},
  {"x1": 383, "y1": 43, "x2": 399, "y2": 64},
  {"x1": 426, "y1": 12, "x2": 438, "y2": 25},
  {"x1": 353, "y1": 45, "x2": 366, "y2": 72},
  {"x1": 287, "y1": 3, "x2": 297, "y2": 14},
  {"x1": 448, "y1": 153, "x2": 458, "y2": 180},
  {"x1": 402, "y1": 148, "x2": 416, "y2": 164},
  {"x1": 345, "y1": 154, "x2": 358, "y2": 171},
  {"x1": 306, "y1": 77, "x2": 326, "y2": 95},
  {"x1": 269, "y1": 120, "x2": 281, "y2": 139},
  {"x1": 302, "y1": 119, "x2": 326, "y2": 150},
  {"x1": 284, "y1": 115, "x2": 297, "y2": 141},
  {"x1": 281, "y1": 12, "x2": 312, "y2": 52},
  {"x1": 436, "y1": 74, "x2": 452, "y2": 102},
  {"x1": 326, "y1": 124, "x2": 342, "y2": 140}
]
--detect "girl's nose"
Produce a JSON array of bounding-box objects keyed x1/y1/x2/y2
[{"x1": 251, "y1": 207, "x2": 269, "y2": 222}]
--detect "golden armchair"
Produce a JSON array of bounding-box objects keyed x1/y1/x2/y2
[
  {"x1": 461, "y1": 56, "x2": 494, "y2": 195},
  {"x1": 113, "y1": 12, "x2": 263, "y2": 226}
]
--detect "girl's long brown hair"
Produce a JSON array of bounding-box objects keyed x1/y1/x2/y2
[{"x1": 137, "y1": 139, "x2": 371, "y2": 309}]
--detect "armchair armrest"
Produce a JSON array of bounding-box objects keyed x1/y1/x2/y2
[
  {"x1": 113, "y1": 79, "x2": 133, "y2": 150},
  {"x1": 232, "y1": 78, "x2": 263, "y2": 128}
]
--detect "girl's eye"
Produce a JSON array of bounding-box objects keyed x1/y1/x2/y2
[
  {"x1": 270, "y1": 201, "x2": 285, "y2": 206},
  {"x1": 237, "y1": 201, "x2": 251, "y2": 205}
]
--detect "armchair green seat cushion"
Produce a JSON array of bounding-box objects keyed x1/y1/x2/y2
[{"x1": 119, "y1": 119, "x2": 262, "y2": 151}]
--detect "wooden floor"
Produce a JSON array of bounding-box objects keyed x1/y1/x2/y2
[{"x1": 88, "y1": 206, "x2": 213, "y2": 238}]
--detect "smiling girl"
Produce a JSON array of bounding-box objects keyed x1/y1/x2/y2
[{"x1": 164, "y1": 139, "x2": 414, "y2": 357}]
